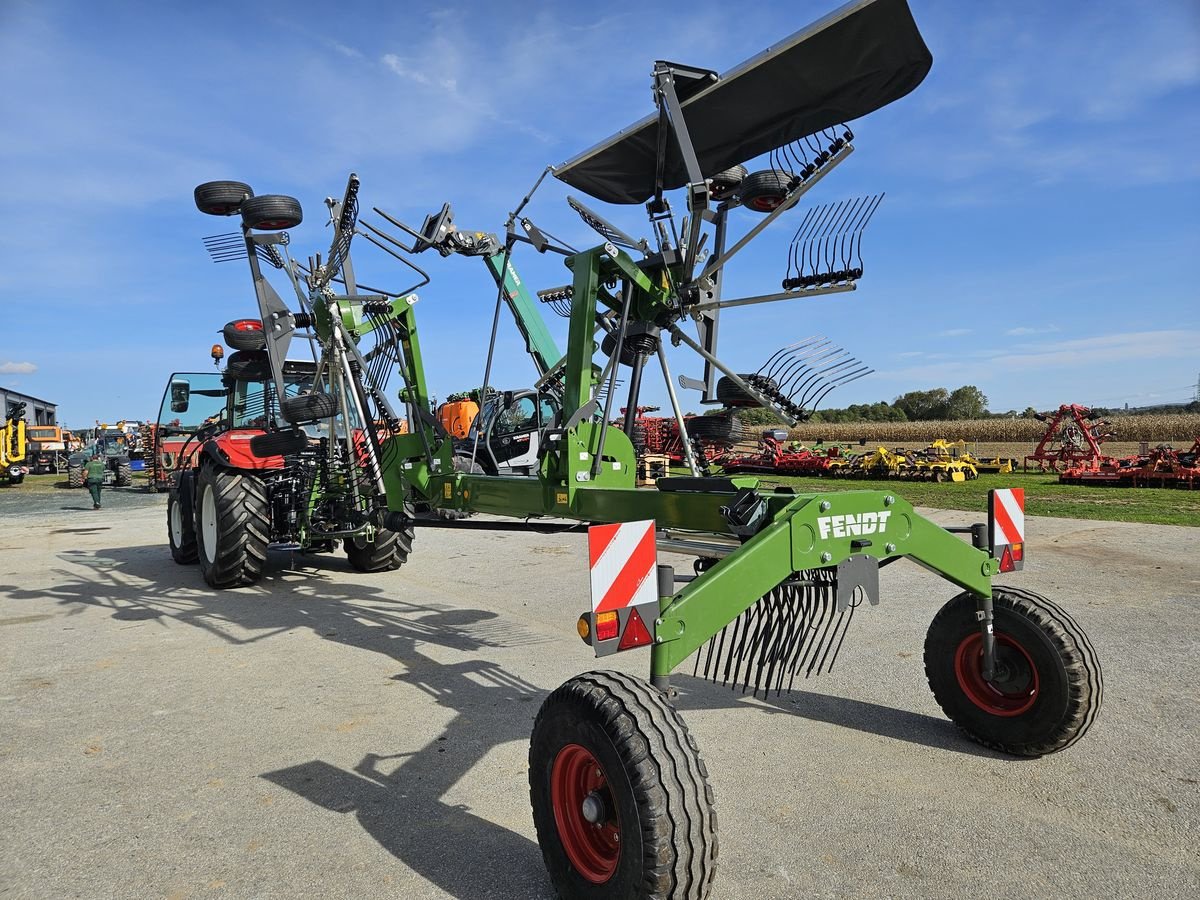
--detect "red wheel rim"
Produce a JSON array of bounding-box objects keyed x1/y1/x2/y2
[
  {"x1": 747, "y1": 194, "x2": 785, "y2": 212},
  {"x1": 550, "y1": 743, "x2": 620, "y2": 883},
  {"x1": 954, "y1": 632, "x2": 1039, "y2": 716}
]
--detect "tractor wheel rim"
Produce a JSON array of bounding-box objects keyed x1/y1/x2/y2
[
  {"x1": 169, "y1": 499, "x2": 183, "y2": 547},
  {"x1": 954, "y1": 632, "x2": 1039, "y2": 716},
  {"x1": 200, "y1": 484, "x2": 218, "y2": 564},
  {"x1": 550, "y1": 743, "x2": 620, "y2": 883}
]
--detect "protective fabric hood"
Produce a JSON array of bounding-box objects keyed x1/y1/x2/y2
[{"x1": 554, "y1": 0, "x2": 931, "y2": 204}]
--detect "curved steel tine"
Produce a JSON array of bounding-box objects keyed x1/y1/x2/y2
[
  {"x1": 765, "y1": 339, "x2": 833, "y2": 384},
  {"x1": 786, "y1": 207, "x2": 818, "y2": 283},
  {"x1": 854, "y1": 193, "x2": 885, "y2": 272},
  {"x1": 837, "y1": 196, "x2": 869, "y2": 273},
  {"x1": 791, "y1": 203, "x2": 826, "y2": 280},
  {"x1": 805, "y1": 202, "x2": 840, "y2": 278},
  {"x1": 821, "y1": 199, "x2": 853, "y2": 278},
  {"x1": 776, "y1": 344, "x2": 842, "y2": 393},
  {"x1": 757, "y1": 336, "x2": 824, "y2": 377},
  {"x1": 791, "y1": 352, "x2": 853, "y2": 403}
]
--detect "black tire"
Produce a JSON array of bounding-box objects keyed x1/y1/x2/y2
[
  {"x1": 224, "y1": 350, "x2": 272, "y2": 382},
  {"x1": 715, "y1": 374, "x2": 779, "y2": 408},
  {"x1": 345, "y1": 522, "x2": 414, "y2": 572},
  {"x1": 223, "y1": 319, "x2": 266, "y2": 352},
  {"x1": 738, "y1": 169, "x2": 794, "y2": 213},
  {"x1": 241, "y1": 194, "x2": 303, "y2": 231},
  {"x1": 167, "y1": 486, "x2": 197, "y2": 564},
  {"x1": 194, "y1": 180, "x2": 254, "y2": 216},
  {"x1": 194, "y1": 464, "x2": 270, "y2": 588},
  {"x1": 250, "y1": 429, "x2": 309, "y2": 458},
  {"x1": 530, "y1": 671, "x2": 717, "y2": 899},
  {"x1": 68, "y1": 466, "x2": 83, "y2": 488},
  {"x1": 924, "y1": 587, "x2": 1103, "y2": 756},
  {"x1": 709, "y1": 165, "x2": 747, "y2": 200},
  {"x1": 281, "y1": 392, "x2": 339, "y2": 425},
  {"x1": 686, "y1": 412, "x2": 744, "y2": 444},
  {"x1": 115, "y1": 461, "x2": 133, "y2": 487}
]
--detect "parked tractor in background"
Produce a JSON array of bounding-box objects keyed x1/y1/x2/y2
[
  {"x1": 1, "y1": 402, "x2": 28, "y2": 485},
  {"x1": 25, "y1": 425, "x2": 71, "y2": 474},
  {"x1": 66, "y1": 437, "x2": 133, "y2": 488}
]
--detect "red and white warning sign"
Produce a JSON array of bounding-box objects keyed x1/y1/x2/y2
[
  {"x1": 586, "y1": 520, "x2": 658, "y2": 655},
  {"x1": 989, "y1": 488, "x2": 1025, "y2": 573}
]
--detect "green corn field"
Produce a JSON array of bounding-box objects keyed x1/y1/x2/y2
[{"x1": 789, "y1": 415, "x2": 1200, "y2": 446}]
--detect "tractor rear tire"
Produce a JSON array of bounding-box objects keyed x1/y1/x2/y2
[
  {"x1": 167, "y1": 487, "x2": 198, "y2": 564},
  {"x1": 115, "y1": 461, "x2": 133, "y2": 487},
  {"x1": 194, "y1": 465, "x2": 270, "y2": 588},
  {"x1": 345, "y1": 523, "x2": 414, "y2": 572},
  {"x1": 68, "y1": 466, "x2": 83, "y2": 488},
  {"x1": 250, "y1": 429, "x2": 309, "y2": 458},
  {"x1": 738, "y1": 169, "x2": 794, "y2": 213},
  {"x1": 241, "y1": 194, "x2": 303, "y2": 231},
  {"x1": 224, "y1": 350, "x2": 272, "y2": 383},
  {"x1": 530, "y1": 670, "x2": 718, "y2": 900},
  {"x1": 281, "y1": 392, "x2": 339, "y2": 425},
  {"x1": 223, "y1": 320, "x2": 267, "y2": 352},
  {"x1": 924, "y1": 587, "x2": 1102, "y2": 757},
  {"x1": 194, "y1": 181, "x2": 254, "y2": 216}
]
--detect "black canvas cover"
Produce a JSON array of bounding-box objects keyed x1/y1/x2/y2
[{"x1": 554, "y1": 0, "x2": 931, "y2": 205}]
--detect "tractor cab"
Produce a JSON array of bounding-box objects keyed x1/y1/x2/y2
[{"x1": 459, "y1": 389, "x2": 559, "y2": 476}]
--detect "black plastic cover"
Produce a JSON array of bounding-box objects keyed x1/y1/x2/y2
[{"x1": 554, "y1": 0, "x2": 931, "y2": 204}]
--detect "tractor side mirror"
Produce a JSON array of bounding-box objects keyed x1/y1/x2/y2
[{"x1": 170, "y1": 380, "x2": 191, "y2": 413}]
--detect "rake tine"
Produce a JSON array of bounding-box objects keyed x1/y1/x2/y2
[
  {"x1": 786, "y1": 208, "x2": 819, "y2": 283},
  {"x1": 758, "y1": 337, "x2": 826, "y2": 380},
  {"x1": 835, "y1": 196, "x2": 870, "y2": 271},
  {"x1": 821, "y1": 199, "x2": 856, "y2": 275},
  {"x1": 804, "y1": 203, "x2": 840, "y2": 279},
  {"x1": 825, "y1": 596, "x2": 859, "y2": 674},
  {"x1": 815, "y1": 608, "x2": 848, "y2": 676},
  {"x1": 767, "y1": 340, "x2": 835, "y2": 387},
  {"x1": 805, "y1": 591, "x2": 840, "y2": 678},
  {"x1": 777, "y1": 347, "x2": 845, "y2": 397}
]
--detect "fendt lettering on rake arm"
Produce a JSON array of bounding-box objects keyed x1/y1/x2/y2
[{"x1": 188, "y1": 1, "x2": 1102, "y2": 897}]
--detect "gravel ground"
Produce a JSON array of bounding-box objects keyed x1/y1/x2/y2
[{"x1": 1, "y1": 496, "x2": 1197, "y2": 899}]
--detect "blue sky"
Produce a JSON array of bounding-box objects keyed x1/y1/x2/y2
[{"x1": 1, "y1": 0, "x2": 1197, "y2": 429}]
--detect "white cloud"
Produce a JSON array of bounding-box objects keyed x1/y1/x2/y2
[
  {"x1": 0, "y1": 361, "x2": 37, "y2": 374},
  {"x1": 938, "y1": 328, "x2": 972, "y2": 337},
  {"x1": 1005, "y1": 325, "x2": 1060, "y2": 336}
]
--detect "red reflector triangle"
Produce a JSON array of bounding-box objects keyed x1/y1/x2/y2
[
  {"x1": 999, "y1": 545, "x2": 1015, "y2": 573},
  {"x1": 618, "y1": 607, "x2": 653, "y2": 651}
]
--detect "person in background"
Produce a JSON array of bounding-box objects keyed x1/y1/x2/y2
[{"x1": 83, "y1": 451, "x2": 106, "y2": 509}]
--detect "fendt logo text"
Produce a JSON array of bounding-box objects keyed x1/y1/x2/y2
[{"x1": 817, "y1": 511, "x2": 891, "y2": 540}]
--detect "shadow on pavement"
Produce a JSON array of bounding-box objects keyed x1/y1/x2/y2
[{"x1": 1, "y1": 538, "x2": 1001, "y2": 895}]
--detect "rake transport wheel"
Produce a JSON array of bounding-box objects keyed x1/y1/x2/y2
[
  {"x1": 240, "y1": 194, "x2": 303, "y2": 231},
  {"x1": 281, "y1": 391, "x2": 339, "y2": 425},
  {"x1": 530, "y1": 671, "x2": 717, "y2": 899},
  {"x1": 345, "y1": 522, "x2": 414, "y2": 572},
  {"x1": 924, "y1": 587, "x2": 1102, "y2": 757},
  {"x1": 194, "y1": 464, "x2": 270, "y2": 588},
  {"x1": 224, "y1": 350, "x2": 272, "y2": 383},
  {"x1": 194, "y1": 180, "x2": 254, "y2": 216},
  {"x1": 738, "y1": 169, "x2": 794, "y2": 212},
  {"x1": 167, "y1": 486, "x2": 197, "y2": 564}
]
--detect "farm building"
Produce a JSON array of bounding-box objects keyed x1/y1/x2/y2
[{"x1": 1, "y1": 387, "x2": 57, "y2": 425}]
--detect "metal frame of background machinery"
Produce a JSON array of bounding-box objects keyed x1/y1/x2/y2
[{"x1": 192, "y1": 1, "x2": 1102, "y2": 896}]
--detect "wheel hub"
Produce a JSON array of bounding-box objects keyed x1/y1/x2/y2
[
  {"x1": 581, "y1": 790, "x2": 608, "y2": 825},
  {"x1": 954, "y1": 632, "x2": 1039, "y2": 717}
]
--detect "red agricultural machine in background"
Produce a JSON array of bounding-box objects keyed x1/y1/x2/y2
[
  {"x1": 1024, "y1": 404, "x2": 1114, "y2": 472},
  {"x1": 1060, "y1": 438, "x2": 1200, "y2": 489}
]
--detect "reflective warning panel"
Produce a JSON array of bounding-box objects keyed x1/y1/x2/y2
[
  {"x1": 586, "y1": 520, "x2": 659, "y2": 656},
  {"x1": 989, "y1": 488, "x2": 1025, "y2": 573}
]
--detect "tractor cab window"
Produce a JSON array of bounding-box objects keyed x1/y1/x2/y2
[
  {"x1": 496, "y1": 396, "x2": 539, "y2": 435},
  {"x1": 157, "y1": 373, "x2": 228, "y2": 432}
]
